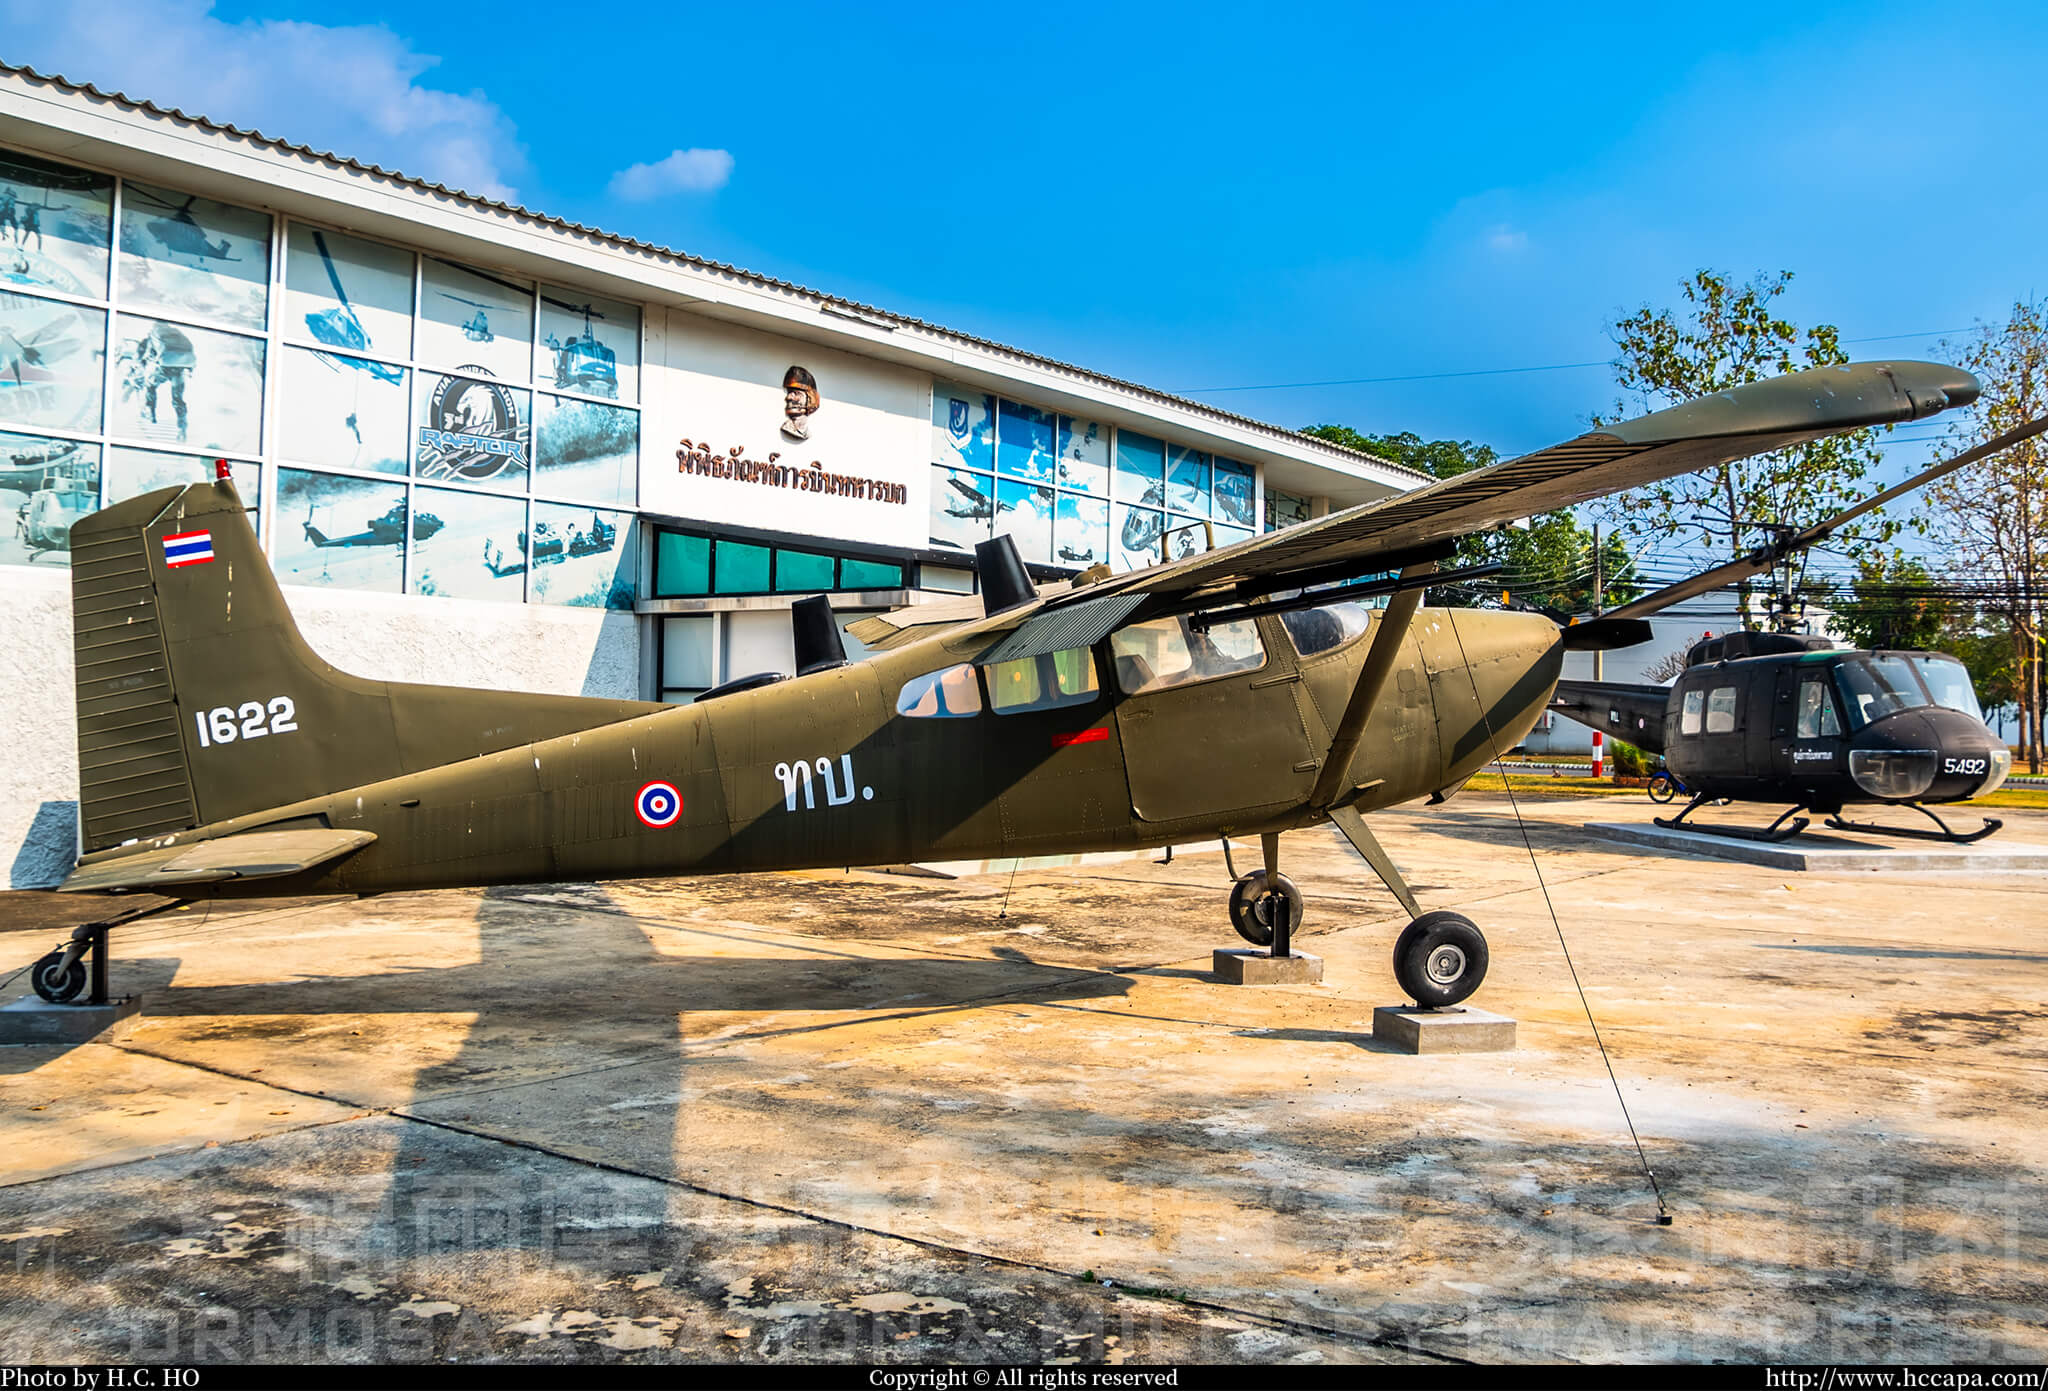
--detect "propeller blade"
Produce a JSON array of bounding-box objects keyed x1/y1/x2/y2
[
  {"x1": 1606, "y1": 411, "x2": 2048, "y2": 622},
  {"x1": 1558, "y1": 617, "x2": 1655, "y2": 652}
]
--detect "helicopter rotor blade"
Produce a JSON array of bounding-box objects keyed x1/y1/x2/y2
[
  {"x1": 1604, "y1": 411, "x2": 2048, "y2": 622},
  {"x1": 311, "y1": 230, "x2": 354, "y2": 309}
]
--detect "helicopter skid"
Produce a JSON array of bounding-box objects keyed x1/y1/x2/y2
[
  {"x1": 1824, "y1": 807, "x2": 2002, "y2": 845},
  {"x1": 1653, "y1": 812, "x2": 1811, "y2": 843}
]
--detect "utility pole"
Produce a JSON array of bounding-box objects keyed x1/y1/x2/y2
[{"x1": 1590, "y1": 525, "x2": 1605, "y2": 779}]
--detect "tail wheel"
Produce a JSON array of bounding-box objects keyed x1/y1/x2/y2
[
  {"x1": 1393, "y1": 911, "x2": 1488, "y2": 1008},
  {"x1": 1228, "y1": 870, "x2": 1302, "y2": 947},
  {"x1": 31, "y1": 950, "x2": 86, "y2": 1005}
]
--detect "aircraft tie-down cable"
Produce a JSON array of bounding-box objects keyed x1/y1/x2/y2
[{"x1": 1441, "y1": 608, "x2": 1673, "y2": 1227}]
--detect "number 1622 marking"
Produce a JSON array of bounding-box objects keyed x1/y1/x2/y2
[{"x1": 194, "y1": 697, "x2": 299, "y2": 748}]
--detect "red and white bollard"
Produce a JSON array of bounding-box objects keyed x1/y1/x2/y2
[{"x1": 1590, "y1": 729, "x2": 1605, "y2": 780}]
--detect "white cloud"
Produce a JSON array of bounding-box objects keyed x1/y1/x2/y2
[
  {"x1": 0, "y1": 0, "x2": 526, "y2": 201},
  {"x1": 607, "y1": 149, "x2": 735, "y2": 201},
  {"x1": 1485, "y1": 223, "x2": 1529, "y2": 254}
]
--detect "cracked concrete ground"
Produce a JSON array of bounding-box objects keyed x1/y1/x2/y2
[{"x1": 1, "y1": 794, "x2": 2043, "y2": 1364}]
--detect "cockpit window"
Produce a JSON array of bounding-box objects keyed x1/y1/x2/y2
[
  {"x1": 1281, "y1": 602, "x2": 1370, "y2": 657},
  {"x1": 1795, "y1": 678, "x2": 1842, "y2": 739},
  {"x1": 983, "y1": 647, "x2": 1100, "y2": 715},
  {"x1": 1910, "y1": 656, "x2": 1983, "y2": 722},
  {"x1": 895, "y1": 663, "x2": 983, "y2": 718},
  {"x1": 1110, "y1": 616, "x2": 1265, "y2": 694},
  {"x1": 1833, "y1": 655, "x2": 1930, "y2": 729}
]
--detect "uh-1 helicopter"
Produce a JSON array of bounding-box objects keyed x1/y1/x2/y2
[
  {"x1": 28, "y1": 362, "x2": 1984, "y2": 1015},
  {"x1": 300, "y1": 230, "x2": 407, "y2": 386},
  {"x1": 1548, "y1": 415, "x2": 2046, "y2": 845},
  {"x1": 540, "y1": 296, "x2": 618, "y2": 398}
]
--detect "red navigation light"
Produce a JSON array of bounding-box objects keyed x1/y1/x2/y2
[{"x1": 214, "y1": 458, "x2": 232, "y2": 482}]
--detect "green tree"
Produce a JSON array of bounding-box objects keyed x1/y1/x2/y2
[
  {"x1": 1595, "y1": 270, "x2": 1892, "y2": 623},
  {"x1": 1812, "y1": 554, "x2": 1957, "y2": 652},
  {"x1": 1302, "y1": 426, "x2": 1637, "y2": 612}
]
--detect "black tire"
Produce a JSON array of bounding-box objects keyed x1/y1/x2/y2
[
  {"x1": 1227, "y1": 871, "x2": 1302, "y2": 947},
  {"x1": 1648, "y1": 772, "x2": 1677, "y2": 804},
  {"x1": 1393, "y1": 911, "x2": 1488, "y2": 1008},
  {"x1": 31, "y1": 949, "x2": 85, "y2": 1005}
]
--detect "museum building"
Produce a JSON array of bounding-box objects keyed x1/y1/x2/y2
[{"x1": 0, "y1": 62, "x2": 1427, "y2": 884}]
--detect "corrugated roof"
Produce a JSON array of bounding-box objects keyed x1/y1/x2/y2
[{"x1": 0, "y1": 60, "x2": 1428, "y2": 487}]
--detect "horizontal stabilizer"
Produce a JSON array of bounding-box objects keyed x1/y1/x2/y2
[{"x1": 59, "y1": 828, "x2": 377, "y2": 894}]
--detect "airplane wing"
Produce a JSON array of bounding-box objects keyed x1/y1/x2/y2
[{"x1": 59, "y1": 828, "x2": 377, "y2": 894}]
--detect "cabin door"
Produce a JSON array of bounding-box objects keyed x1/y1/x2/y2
[{"x1": 1774, "y1": 666, "x2": 1845, "y2": 783}]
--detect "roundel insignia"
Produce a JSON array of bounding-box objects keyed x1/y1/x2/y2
[{"x1": 635, "y1": 780, "x2": 682, "y2": 829}]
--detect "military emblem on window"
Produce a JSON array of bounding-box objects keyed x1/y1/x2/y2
[{"x1": 416, "y1": 367, "x2": 528, "y2": 484}]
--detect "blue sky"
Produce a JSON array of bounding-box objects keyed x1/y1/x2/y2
[{"x1": 5, "y1": 0, "x2": 2043, "y2": 474}]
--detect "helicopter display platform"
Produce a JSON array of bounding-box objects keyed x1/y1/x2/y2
[{"x1": 1583, "y1": 817, "x2": 2048, "y2": 872}]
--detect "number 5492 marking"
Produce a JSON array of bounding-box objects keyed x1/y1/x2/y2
[{"x1": 194, "y1": 696, "x2": 298, "y2": 749}]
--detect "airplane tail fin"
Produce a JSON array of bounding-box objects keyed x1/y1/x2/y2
[{"x1": 70, "y1": 477, "x2": 661, "y2": 855}]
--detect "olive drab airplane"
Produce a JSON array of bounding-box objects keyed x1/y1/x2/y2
[{"x1": 28, "y1": 361, "x2": 1984, "y2": 1014}]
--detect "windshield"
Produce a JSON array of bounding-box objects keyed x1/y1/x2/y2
[
  {"x1": 1833, "y1": 655, "x2": 1930, "y2": 729},
  {"x1": 1910, "y1": 656, "x2": 1984, "y2": 722},
  {"x1": 1280, "y1": 602, "x2": 1370, "y2": 657}
]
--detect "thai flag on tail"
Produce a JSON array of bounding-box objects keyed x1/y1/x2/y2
[{"x1": 162, "y1": 530, "x2": 214, "y2": 568}]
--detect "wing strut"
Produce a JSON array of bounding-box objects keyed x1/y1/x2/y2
[
  {"x1": 1327, "y1": 804, "x2": 1422, "y2": 917},
  {"x1": 1307, "y1": 561, "x2": 1436, "y2": 810}
]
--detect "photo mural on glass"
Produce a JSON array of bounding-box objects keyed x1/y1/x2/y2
[
  {"x1": 0, "y1": 291, "x2": 103, "y2": 433},
  {"x1": 284, "y1": 224, "x2": 415, "y2": 363},
  {"x1": 413, "y1": 484, "x2": 526, "y2": 603},
  {"x1": 419, "y1": 258, "x2": 533, "y2": 381},
  {"x1": 535, "y1": 393, "x2": 637, "y2": 506},
  {"x1": 110, "y1": 313, "x2": 264, "y2": 456},
  {"x1": 274, "y1": 466, "x2": 405, "y2": 592},
  {"x1": 1055, "y1": 491, "x2": 1110, "y2": 568},
  {"x1": 996, "y1": 477, "x2": 1054, "y2": 565},
  {"x1": 1165, "y1": 517, "x2": 1213, "y2": 562},
  {"x1": 117, "y1": 180, "x2": 270, "y2": 333},
  {"x1": 1166, "y1": 444, "x2": 1211, "y2": 517},
  {"x1": 525, "y1": 501, "x2": 636, "y2": 609},
  {"x1": 932, "y1": 381, "x2": 994, "y2": 472},
  {"x1": 1114, "y1": 429, "x2": 1166, "y2": 508},
  {"x1": 0, "y1": 430, "x2": 99, "y2": 567},
  {"x1": 279, "y1": 346, "x2": 408, "y2": 474},
  {"x1": 929, "y1": 464, "x2": 994, "y2": 552},
  {"x1": 997, "y1": 398, "x2": 1056, "y2": 483},
  {"x1": 413, "y1": 369, "x2": 529, "y2": 493},
  {"x1": 1057, "y1": 415, "x2": 1109, "y2": 495},
  {"x1": 538, "y1": 287, "x2": 638, "y2": 402},
  {"x1": 1214, "y1": 457, "x2": 1256, "y2": 529},
  {"x1": 104, "y1": 446, "x2": 260, "y2": 512},
  {"x1": 0, "y1": 148, "x2": 113, "y2": 301},
  {"x1": 1112, "y1": 502, "x2": 1164, "y2": 571}
]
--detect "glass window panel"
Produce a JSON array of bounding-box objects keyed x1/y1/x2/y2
[
  {"x1": 895, "y1": 664, "x2": 983, "y2": 718},
  {"x1": 775, "y1": 548, "x2": 836, "y2": 592},
  {"x1": 1164, "y1": 517, "x2": 1212, "y2": 562},
  {"x1": 929, "y1": 464, "x2": 992, "y2": 552},
  {"x1": 110, "y1": 314, "x2": 263, "y2": 455},
  {"x1": 661, "y1": 614, "x2": 715, "y2": 690},
  {"x1": 932, "y1": 381, "x2": 995, "y2": 471},
  {"x1": 1795, "y1": 679, "x2": 1841, "y2": 739},
  {"x1": 655, "y1": 530, "x2": 710, "y2": 596},
  {"x1": 284, "y1": 224, "x2": 415, "y2": 362},
  {"x1": 1111, "y1": 502, "x2": 1163, "y2": 570},
  {"x1": 995, "y1": 477, "x2": 1054, "y2": 566},
  {"x1": 1110, "y1": 616, "x2": 1265, "y2": 693},
  {"x1": 410, "y1": 485, "x2": 526, "y2": 603},
  {"x1": 1055, "y1": 416, "x2": 1109, "y2": 494},
  {"x1": 1054, "y1": 492, "x2": 1109, "y2": 569},
  {"x1": 984, "y1": 648, "x2": 1099, "y2": 715},
  {"x1": 1706, "y1": 685, "x2": 1738, "y2": 734},
  {"x1": 1680, "y1": 689, "x2": 1703, "y2": 736},
  {"x1": 117, "y1": 180, "x2": 270, "y2": 332},
  {"x1": 1281, "y1": 603, "x2": 1370, "y2": 658},
  {"x1": 1166, "y1": 445, "x2": 1211, "y2": 516},
  {"x1": 278, "y1": 346, "x2": 408, "y2": 474},
  {"x1": 0, "y1": 149, "x2": 113, "y2": 300},
  {"x1": 1214, "y1": 522, "x2": 1255, "y2": 549},
  {"x1": 996, "y1": 399, "x2": 1056, "y2": 482},
  {"x1": 273, "y1": 467, "x2": 404, "y2": 593},
  {"x1": 1213, "y1": 457, "x2": 1256, "y2": 529},
  {"x1": 525, "y1": 502, "x2": 636, "y2": 609},
  {"x1": 1265, "y1": 488, "x2": 1311, "y2": 531},
  {"x1": 0, "y1": 291, "x2": 104, "y2": 433},
  {"x1": 534, "y1": 393, "x2": 636, "y2": 505},
  {"x1": 0, "y1": 431, "x2": 100, "y2": 568},
  {"x1": 714, "y1": 539, "x2": 770, "y2": 593},
  {"x1": 538, "y1": 287, "x2": 638, "y2": 402},
  {"x1": 413, "y1": 369, "x2": 530, "y2": 492},
  {"x1": 418, "y1": 257, "x2": 533, "y2": 380},
  {"x1": 1911, "y1": 656, "x2": 1983, "y2": 721},
  {"x1": 104, "y1": 448, "x2": 260, "y2": 522},
  {"x1": 1114, "y1": 429, "x2": 1166, "y2": 506},
  {"x1": 839, "y1": 557, "x2": 903, "y2": 589}
]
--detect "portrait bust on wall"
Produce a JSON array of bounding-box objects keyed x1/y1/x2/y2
[{"x1": 781, "y1": 364, "x2": 819, "y2": 441}]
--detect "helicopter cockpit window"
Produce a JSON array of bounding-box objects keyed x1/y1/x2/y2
[
  {"x1": 1281, "y1": 602, "x2": 1370, "y2": 658},
  {"x1": 1109, "y1": 616, "x2": 1266, "y2": 694},
  {"x1": 895, "y1": 664, "x2": 984, "y2": 718},
  {"x1": 1833, "y1": 655, "x2": 1930, "y2": 729},
  {"x1": 1910, "y1": 656, "x2": 1984, "y2": 722},
  {"x1": 1795, "y1": 678, "x2": 1842, "y2": 739},
  {"x1": 1680, "y1": 689, "x2": 1704, "y2": 735},
  {"x1": 983, "y1": 648, "x2": 1100, "y2": 715},
  {"x1": 1706, "y1": 685, "x2": 1739, "y2": 734}
]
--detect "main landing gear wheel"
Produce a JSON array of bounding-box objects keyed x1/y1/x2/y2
[
  {"x1": 1228, "y1": 870, "x2": 1302, "y2": 948},
  {"x1": 1393, "y1": 911, "x2": 1488, "y2": 1008},
  {"x1": 31, "y1": 949, "x2": 86, "y2": 1005}
]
